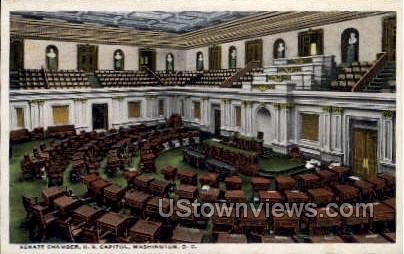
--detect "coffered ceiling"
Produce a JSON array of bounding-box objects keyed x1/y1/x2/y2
[{"x1": 10, "y1": 11, "x2": 389, "y2": 49}]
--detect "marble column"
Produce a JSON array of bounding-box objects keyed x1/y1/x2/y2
[
  {"x1": 381, "y1": 111, "x2": 395, "y2": 162},
  {"x1": 331, "y1": 107, "x2": 343, "y2": 152},
  {"x1": 321, "y1": 106, "x2": 332, "y2": 152}
]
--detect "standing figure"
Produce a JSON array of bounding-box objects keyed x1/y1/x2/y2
[
  {"x1": 277, "y1": 42, "x2": 285, "y2": 58},
  {"x1": 196, "y1": 52, "x2": 204, "y2": 71},
  {"x1": 46, "y1": 47, "x2": 58, "y2": 70},
  {"x1": 229, "y1": 47, "x2": 237, "y2": 69},
  {"x1": 166, "y1": 53, "x2": 174, "y2": 72},
  {"x1": 114, "y1": 50, "x2": 124, "y2": 70},
  {"x1": 346, "y1": 32, "x2": 358, "y2": 64}
]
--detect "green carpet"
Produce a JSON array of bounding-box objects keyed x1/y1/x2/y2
[
  {"x1": 9, "y1": 140, "x2": 131, "y2": 243},
  {"x1": 10, "y1": 141, "x2": 303, "y2": 243}
]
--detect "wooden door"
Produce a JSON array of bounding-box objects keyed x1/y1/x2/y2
[
  {"x1": 245, "y1": 39, "x2": 263, "y2": 67},
  {"x1": 382, "y1": 16, "x2": 396, "y2": 61},
  {"x1": 10, "y1": 39, "x2": 24, "y2": 71},
  {"x1": 209, "y1": 45, "x2": 222, "y2": 70},
  {"x1": 78, "y1": 45, "x2": 98, "y2": 72},
  {"x1": 92, "y1": 104, "x2": 108, "y2": 130},
  {"x1": 214, "y1": 109, "x2": 221, "y2": 136},
  {"x1": 298, "y1": 29, "x2": 324, "y2": 57},
  {"x1": 139, "y1": 49, "x2": 156, "y2": 71},
  {"x1": 352, "y1": 129, "x2": 378, "y2": 178}
]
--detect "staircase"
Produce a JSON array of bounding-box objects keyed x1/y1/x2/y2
[
  {"x1": 364, "y1": 61, "x2": 396, "y2": 92},
  {"x1": 86, "y1": 72, "x2": 102, "y2": 88}
]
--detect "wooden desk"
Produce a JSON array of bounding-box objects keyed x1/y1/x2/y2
[
  {"x1": 258, "y1": 190, "x2": 283, "y2": 204},
  {"x1": 329, "y1": 166, "x2": 349, "y2": 182},
  {"x1": 149, "y1": 179, "x2": 171, "y2": 197},
  {"x1": 307, "y1": 188, "x2": 335, "y2": 206},
  {"x1": 104, "y1": 184, "x2": 125, "y2": 202},
  {"x1": 42, "y1": 186, "x2": 65, "y2": 204},
  {"x1": 316, "y1": 169, "x2": 336, "y2": 186},
  {"x1": 53, "y1": 195, "x2": 80, "y2": 214},
  {"x1": 176, "y1": 184, "x2": 198, "y2": 200},
  {"x1": 161, "y1": 166, "x2": 177, "y2": 181},
  {"x1": 353, "y1": 180, "x2": 375, "y2": 201},
  {"x1": 96, "y1": 212, "x2": 129, "y2": 238},
  {"x1": 382, "y1": 197, "x2": 395, "y2": 209},
  {"x1": 370, "y1": 202, "x2": 395, "y2": 223},
  {"x1": 199, "y1": 172, "x2": 219, "y2": 187},
  {"x1": 284, "y1": 190, "x2": 309, "y2": 204},
  {"x1": 333, "y1": 184, "x2": 359, "y2": 202},
  {"x1": 133, "y1": 174, "x2": 154, "y2": 191},
  {"x1": 217, "y1": 233, "x2": 247, "y2": 243},
  {"x1": 225, "y1": 190, "x2": 246, "y2": 203},
  {"x1": 171, "y1": 226, "x2": 204, "y2": 243},
  {"x1": 224, "y1": 176, "x2": 243, "y2": 190},
  {"x1": 297, "y1": 173, "x2": 320, "y2": 190},
  {"x1": 251, "y1": 177, "x2": 271, "y2": 191},
  {"x1": 129, "y1": 219, "x2": 162, "y2": 243},
  {"x1": 177, "y1": 170, "x2": 198, "y2": 185},
  {"x1": 366, "y1": 176, "x2": 386, "y2": 192},
  {"x1": 124, "y1": 190, "x2": 152, "y2": 210},
  {"x1": 200, "y1": 187, "x2": 220, "y2": 202},
  {"x1": 73, "y1": 205, "x2": 101, "y2": 224},
  {"x1": 275, "y1": 176, "x2": 295, "y2": 191},
  {"x1": 82, "y1": 174, "x2": 100, "y2": 186}
]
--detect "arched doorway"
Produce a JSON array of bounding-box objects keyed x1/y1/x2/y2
[{"x1": 256, "y1": 107, "x2": 272, "y2": 145}]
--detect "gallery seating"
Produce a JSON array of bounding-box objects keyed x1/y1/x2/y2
[
  {"x1": 45, "y1": 70, "x2": 91, "y2": 89},
  {"x1": 95, "y1": 70, "x2": 158, "y2": 87},
  {"x1": 330, "y1": 61, "x2": 373, "y2": 90}
]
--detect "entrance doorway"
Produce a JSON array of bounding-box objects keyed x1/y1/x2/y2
[
  {"x1": 78, "y1": 44, "x2": 98, "y2": 72},
  {"x1": 245, "y1": 39, "x2": 263, "y2": 67},
  {"x1": 10, "y1": 39, "x2": 24, "y2": 71},
  {"x1": 213, "y1": 109, "x2": 221, "y2": 136},
  {"x1": 352, "y1": 128, "x2": 378, "y2": 178},
  {"x1": 92, "y1": 104, "x2": 108, "y2": 130},
  {"x1": 382, "y1": 16, "x2": 396, "y2": 61},
  {"x1": 139, "y1": 48, "x2": 156, "y2": 71},
  {"x1": 256, "y1": 107, "x2": 272, "y2": 145},
  {"x1": 209, "y1": 45, "x2": 222, "y2": 70},
  {"x1": 298, "y1": 29, "x2": 324, "y2": 57}
]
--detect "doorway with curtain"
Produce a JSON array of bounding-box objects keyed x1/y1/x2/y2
[
  {"x1": 298, "y1": 29, "x2": 324, "y2": 57},
  {"x1": 209, "y1": 45, "x2": 222, "y2": 70},
  {"x1": 245, "y1": 39, "x2": 263, "y2": 67},
  {"x1": 78, "y1": 44, "x2": 98, "y2": 72},
  {"x1": 139, "y1": 48, "x2": 156, "y2": 71},
  {"x1": 10, "y1": 39, "x2": 24, "y2": 71}
]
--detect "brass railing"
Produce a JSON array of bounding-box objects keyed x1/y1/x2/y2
[
  {"x1": 221, "y1": 61, "x2": 259, "y2": 88},
  {"x1": 351, "y1": 52, "x2": 387, "y2": 92}
]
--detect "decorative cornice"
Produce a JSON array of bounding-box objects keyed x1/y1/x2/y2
[
  {"x1": 10, "y1": 12, "x2": 387, "y2": 49},
  {"x1": 255, "y1": 84, "x2": 275, "y2": 91},
  {"x1": 332, "y1": 107, "x2": 344, "y2": 114},
  {"x1": 382, "y1": 110, "x2": 395, "y2": 119},
  {"x1": 322, "y1": 106, "x2": 332, "y2": 113}
]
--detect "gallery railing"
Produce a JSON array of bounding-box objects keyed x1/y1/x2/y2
[
  {"x1": 351, "y1": 52, "x2": 387, "y2": 92},
  {"x1": 221, "y1": 61, "x2": 259, "y2": 88}
]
